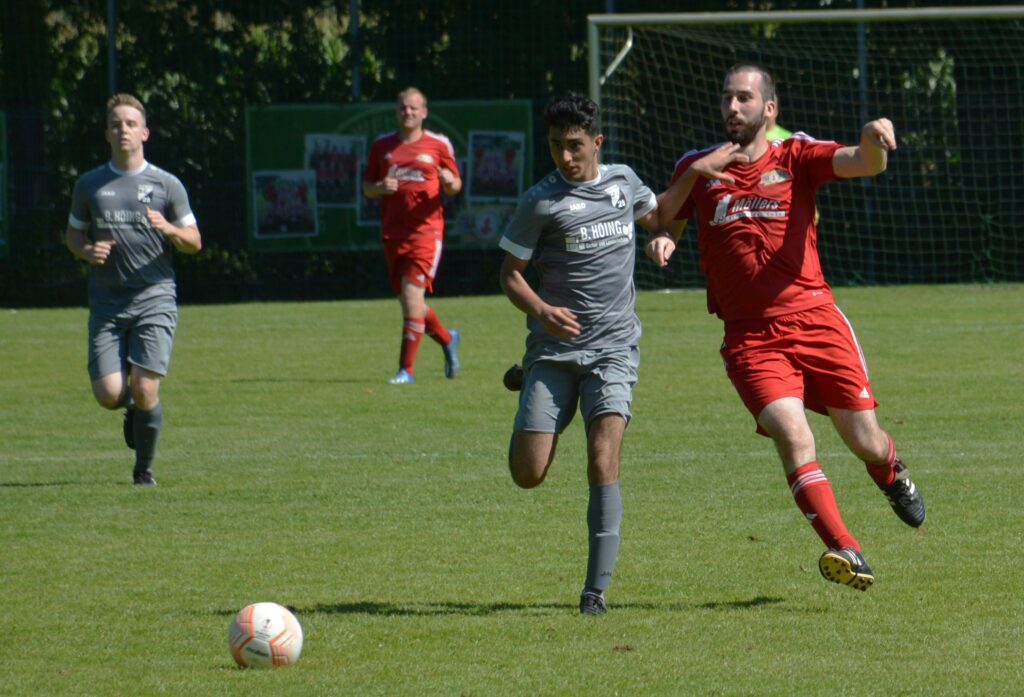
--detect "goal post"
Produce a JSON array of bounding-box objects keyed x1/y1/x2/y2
[{"x1": 588, "y1": 6, "x2": 1024, "y2": 290}]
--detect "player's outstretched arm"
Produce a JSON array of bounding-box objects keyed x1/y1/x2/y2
[
  {"x1": 833, "y1": 118, "x2": 897, "y2": 179},
  {"x1": 499, "y1": 253, "x2": 580, "y2": 340},
  {"x1": 655, "y1": 143, "x2": 747, "y2": 231}
]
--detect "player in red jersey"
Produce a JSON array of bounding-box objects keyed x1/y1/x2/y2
[
  {"x1": 648, "y1": 62, "x2": 925, "y2": 591},
  {"x1": 364, "y1": 87, "x2": 462, "y2": 385}
]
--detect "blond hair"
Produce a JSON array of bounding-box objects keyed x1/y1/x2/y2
[
  {"x1": 397, "y1": 86, "x2": 427, "y2": 107},
  {"x1": 106, "y1": 94, "x2": 147, "y2": 123}
]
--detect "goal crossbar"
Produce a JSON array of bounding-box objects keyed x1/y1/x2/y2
[{"x1": 588, "y1": 5, "x2": 1024, "y2": 101}]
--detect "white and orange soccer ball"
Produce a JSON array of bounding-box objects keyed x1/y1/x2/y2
[{"x1": 228, "y1": 602, "x2": 304, "y2": 668}]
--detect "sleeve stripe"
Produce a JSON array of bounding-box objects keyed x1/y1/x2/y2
[
  {"x1": 68, "y1": 214, "x2": 90, "y2": 230},
  {"x1": 173, "y1": 213, "x2": 197, "y2": 228},
  {"x1": 498, "y1": 236, "x2": 533, "y2": 260},
  {"x1": 636, "y1": 191, "x2": 657, "y2": 219},
  {"x1": 426, "y1": 130, "x2": 457, "y2": 158}
]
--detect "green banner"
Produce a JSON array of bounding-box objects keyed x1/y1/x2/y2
[
  {"x1": 0, "y1": 111, "x2": 7, "y2": 259},
  {"x1": 246, "y1": 100, "x2": 532, "y2": 252}
]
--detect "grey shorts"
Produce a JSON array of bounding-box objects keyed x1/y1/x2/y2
[
  {"x1": 513, "y1": 345, "x2": 640, "y2": 434},
  {"x1": 88, "y1": 293, "x2": 178, "y2": 381}
]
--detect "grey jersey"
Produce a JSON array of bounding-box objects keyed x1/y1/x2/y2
[
  {"x1": 68, "y1": 162, "x2": 196, "y2": 302},
  {"x1": 500, "y1": 163, "x2": 657, "y2": 353}
]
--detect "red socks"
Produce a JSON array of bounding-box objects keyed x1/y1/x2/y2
[
  {"x1": 787, "y1": 462, "x2": 859, "y2": 550},
  {"x1": 864, "y1": 432, "x2": 897, "y2": 486},
  {"x1": 789, "y1": 435, "x2": 896, "y2": 551},
  {"x1": 423, "y1": 307, "x2": 451, "y2": 346},
  {"x1": 399, "y1": 317, "x2": 425, "y2": 373},
  {"x1": 399, "y1": 309, "x2": 452, "y2": 374}
]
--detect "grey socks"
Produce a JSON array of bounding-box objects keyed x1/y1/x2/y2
[
  {"x1": 584, "y1": 481, "x2": 622, "y2": 594},
  {"x1": 133, "y1": 402, "x2": 163, "y2": 476}
]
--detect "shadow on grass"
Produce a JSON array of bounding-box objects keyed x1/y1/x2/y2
[
  {"x1": 0, "y1": 480, "x2": 79, "y2": 488},
  {"x1": 214, "y1": 601, "x2": 574, "y2": 618},
  {"x1": 696, "y1": 595, "x2": 784, "y2": 610},
  {"x1": 222, "y1": 377, "x2": 370, "y2": 385},
  {"x1": 308, "y1": 601, "x2": 572, "y2": 616},
  {"x1": 216, "y1": 596, "x2": 790, "y2": 618}
]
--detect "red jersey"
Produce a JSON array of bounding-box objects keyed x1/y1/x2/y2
[
  {"x1": 363, "y1": 129, "x2": 459, "y2": 241},
  {"x1": 672, "y1": 135, "x2": 843, "y2": 321}
]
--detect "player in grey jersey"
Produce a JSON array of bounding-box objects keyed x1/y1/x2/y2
[
  {"x1": 65, "y1": 94, "x2": 202, "y2": 486},
  {"x1": 498, "y1": 94, "x2": 728, "y2": 614}
]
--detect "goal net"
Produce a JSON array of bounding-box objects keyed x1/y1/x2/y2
[{"x1": 589, "y1": 8, "x2": 1024, "y2": 290}]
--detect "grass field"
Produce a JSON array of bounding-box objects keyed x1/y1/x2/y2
[{"x1": 2, "y1": 284, "x2": 1022, "y2": 696}]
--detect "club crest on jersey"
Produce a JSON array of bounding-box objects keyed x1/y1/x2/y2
[
  {"x1": 760, "y1": 169, "x2": 792, "y2": 186},
  {"x1": 415, "y1": 153, "x2": 435, "y2": 164},
  {"x1": 603, "y1": 184, "x2": 627, "y2": 209},
  {"x1": 137, "y1": 184, "x2": 154, "y2": 203}
]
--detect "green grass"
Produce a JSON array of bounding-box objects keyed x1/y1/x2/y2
[{"x1": 2, "y1": 284, "x2": 1022, "y2": 696}]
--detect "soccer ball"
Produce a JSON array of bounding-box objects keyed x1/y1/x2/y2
[{"x1": 228, "y1": 602, "x2": 304, "y2": 668}]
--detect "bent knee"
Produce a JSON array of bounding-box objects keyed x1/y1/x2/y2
[
  {"x1": 130, "y1": 378, "x2": 161, "y2": 410},
  {"x1": 507, "y1": 431, "x2": 556, "y2": 489},
  {"x1": 94, "y1": 394, "x2": 123, "y2": 410},
  {"x1": 848, "y1": 438, "x2": 888, "y2": 463},
  {"x1": 91, "y1": 384, "x2": 125, "y2": 410},
  {"x1": 131, "y1": 388, "x2": 160, "y2": 411},
  {"x1": 775, "y1": 429, "x2": 815, "y2": 452},
  {"x1": 508, "y1": 460, "x2": 546, "y2": 489},
  {"x1": 511, "y1": 473, "x2": 545, "y2": 489},
  {"x1": 91, "y1": 374, "x2": 126, "y2": 409}
]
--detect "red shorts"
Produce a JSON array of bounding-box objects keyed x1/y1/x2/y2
[
  {"x1": 383, "y1": 237, "x2": 443, "y2": 295},
  {"x1": 720, "y1": 304, "x2": 879, "y2": 431}
]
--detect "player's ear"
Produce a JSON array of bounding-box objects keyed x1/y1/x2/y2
[
  {"x1": 141, "y1": 126, "x2": 150, "y2": 143},
  {"x1": 594, "y1": 133, "x2": 604, "y2": 150}
]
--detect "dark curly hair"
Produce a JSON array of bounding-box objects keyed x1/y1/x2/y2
[{"x1": 544, "y1": 93, "x2": 601, "y2": 136}]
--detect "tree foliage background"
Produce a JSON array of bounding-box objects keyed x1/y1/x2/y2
[{"x1": 0, "y1": 0, "x2": 1018, "y2": 306}]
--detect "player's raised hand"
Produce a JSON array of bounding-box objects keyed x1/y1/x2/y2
[
  {"x1": 646, "y1": 234, "x2": 676, "y2": 268},
  {"x1": 538, "y1": 305, "x2": 581, "y2": 340},
  {"x1": 656, "y1": 143, "x2": 749, "y2": 228},
  {"x1": 437, "y1": 166, "x2": 456, "y2": 188},
  {"x1": 862, "y1": 118, "x2": 897, "y2": 152},
  {"x1": 86, "y1": 239, "x2": 116, "y2": 265},
  {"x1": 693, "y1": 142, "x2": 749, "y2": 183}
]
